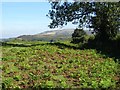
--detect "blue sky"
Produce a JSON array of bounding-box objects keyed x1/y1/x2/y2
[{"x1": 2, "y1": 2, "x2": 77, "y2": 39}]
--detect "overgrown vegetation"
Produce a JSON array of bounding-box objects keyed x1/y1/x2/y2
[{"x1": 1, "y1": 40, "x2": 120, "y2": 89}]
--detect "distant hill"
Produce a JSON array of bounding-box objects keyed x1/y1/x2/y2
[{"x1": 16, "y1": 29, "x2": 92, "y2": 41}]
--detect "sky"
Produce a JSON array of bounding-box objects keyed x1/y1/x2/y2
[{"x1": 1, "y1": 1, "x2": 77, "y2": 39}]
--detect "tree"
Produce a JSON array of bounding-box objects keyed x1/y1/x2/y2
[
  {"x1": 71, "y1": 28, "x2": 87, "y2": 43},
  {"x1": 90, "y1": 2, "x2": 120, "y2": 41},
  {"x1": 47, "y1": 1, "x2": 120, "y2": 41}
]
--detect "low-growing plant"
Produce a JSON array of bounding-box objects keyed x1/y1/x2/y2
[
  {"x1": 1, "y1": 40, "x2": 119, "y2": 89},
  {"x1": 45, "y1": 81, "x2": 54, "y2": 88}
]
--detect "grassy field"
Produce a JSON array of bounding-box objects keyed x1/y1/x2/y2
[{"x1": 1, "y1": 40, "x2": 120, "y2": 89}]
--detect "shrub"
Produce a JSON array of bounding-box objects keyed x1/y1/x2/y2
[{"x1": 71, "y1": 28, "x2": 87, "y2": 44}]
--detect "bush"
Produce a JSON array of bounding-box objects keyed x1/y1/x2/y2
[{"x1": 71, "y1": 28, "x2": 87, "y2": 44}]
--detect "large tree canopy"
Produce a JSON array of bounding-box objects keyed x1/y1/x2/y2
[{"x1": 47, "y1": 1, "x2": 120, "y2": 41}]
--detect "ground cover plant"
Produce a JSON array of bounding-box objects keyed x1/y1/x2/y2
[{"x1": 1, "y1": 40, "x2": 120, "y2": 89}]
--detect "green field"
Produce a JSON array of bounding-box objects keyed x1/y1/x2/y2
[{"x1": 1, "y1": 40, "x2": 120, "y2": 89}]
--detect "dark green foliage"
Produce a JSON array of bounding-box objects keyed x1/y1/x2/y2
[
  {"x1": 71, "y1": 28, "x2": 87, "y2": 43},
  {"x1": 81, "y1": 36, "x2": 120, "y2": 62},
  {"x1": 47, "y1": 2, "x2": 120, "y2": 41},
  {"x1": 91, "y1": 2, "x2": 120, "y2": 41}
]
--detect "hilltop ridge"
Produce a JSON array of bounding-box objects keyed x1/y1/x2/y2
[{"x1": 17, "y1": 29, "x2": 92, "y2": 41}]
